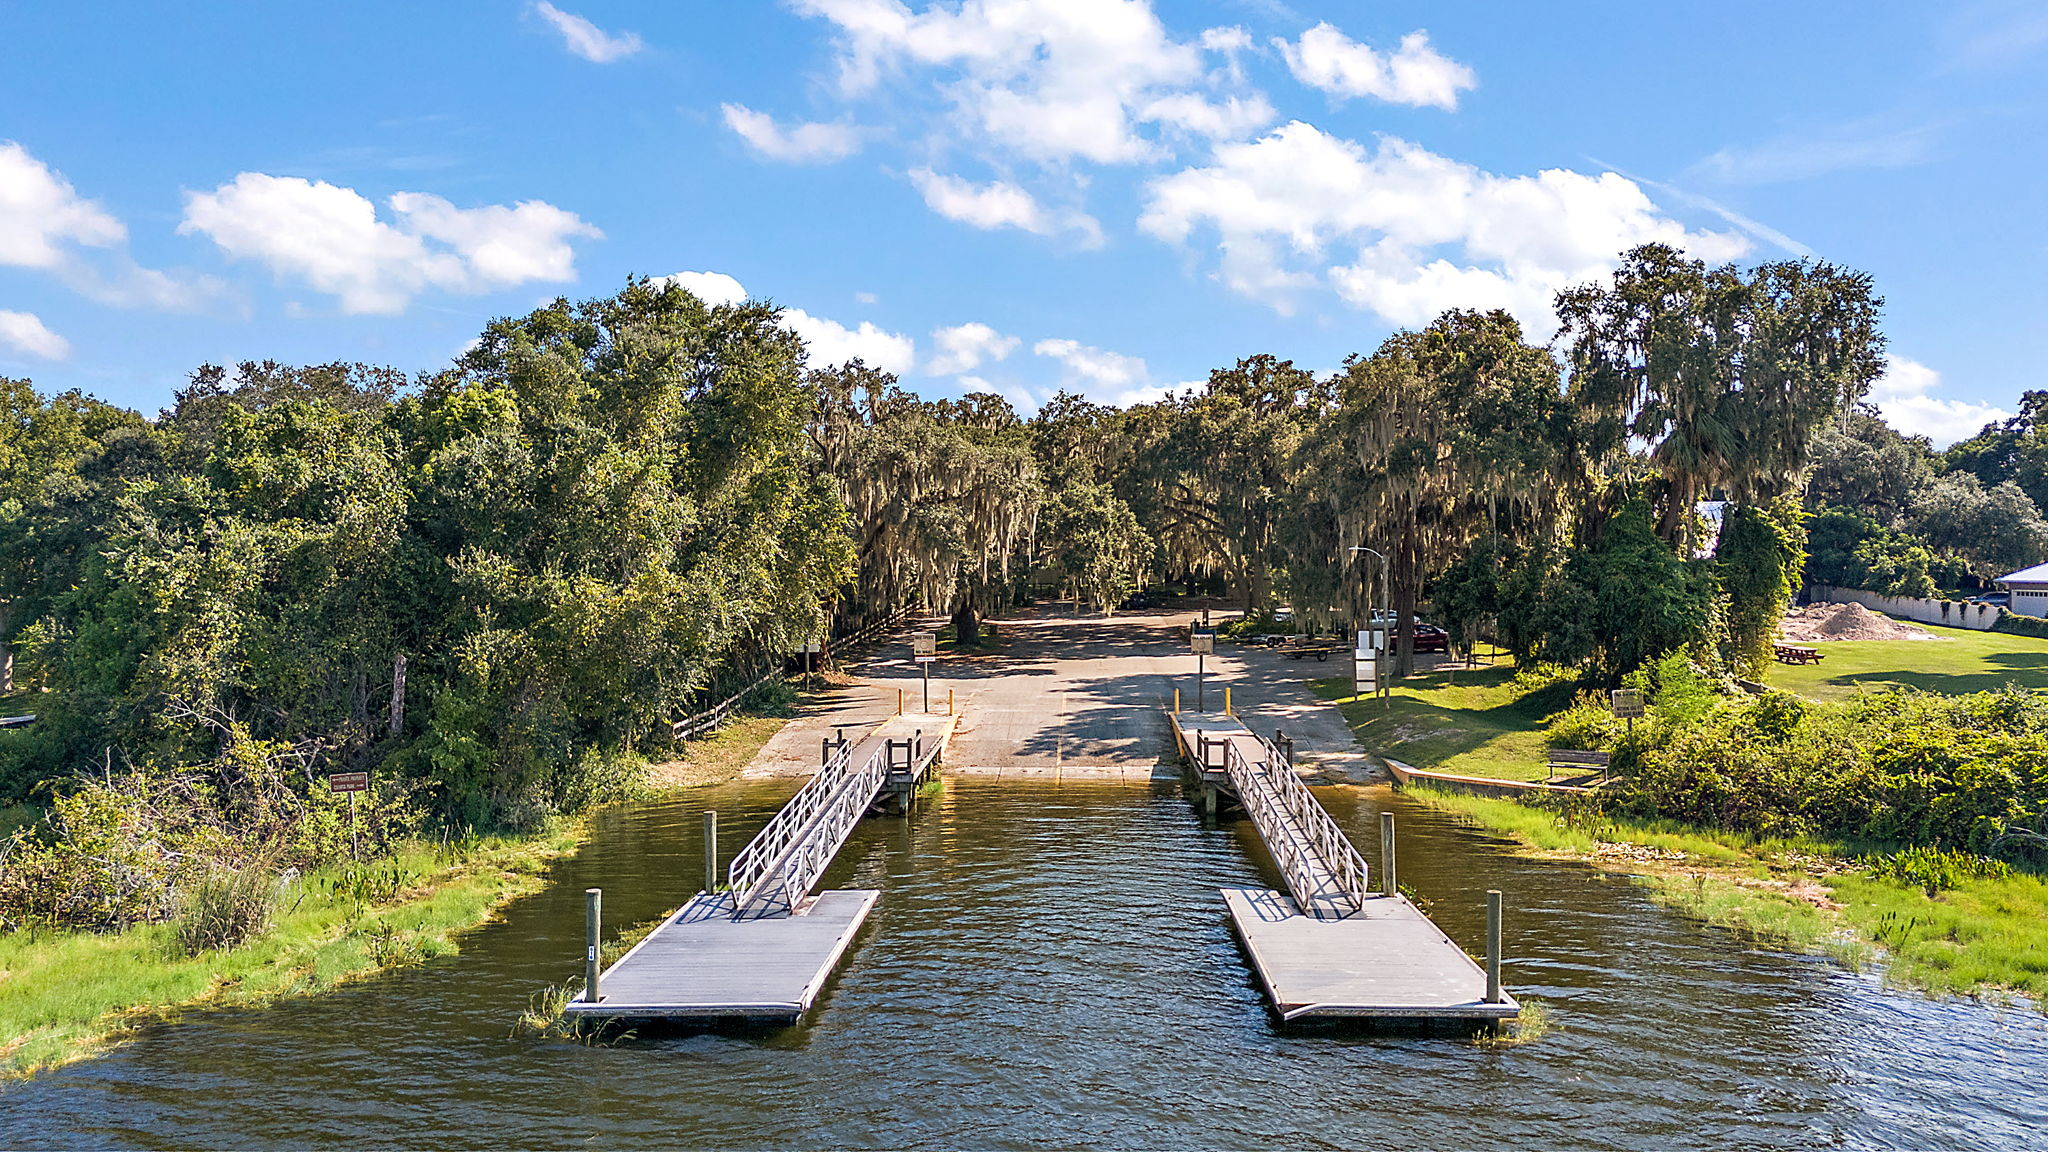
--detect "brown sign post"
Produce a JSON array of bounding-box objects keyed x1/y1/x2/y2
[{"x1": 329, "y1": 772, "x2": 368, "y2": 856}]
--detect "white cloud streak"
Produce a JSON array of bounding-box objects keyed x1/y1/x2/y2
[
  {"x1": 720, "y1": 104, "x2": 863, "y2": 163},
  {"x1": 1277, "y1": 23, "x2": 1475, "y2": 110},
  {"x1": 180, "y1": 173, "x2": 601, "y2": 314},
  {"x1": 908, "y1": 169, "x2": 1102, "y2": 245},
  {"x1": 533, "y1": 2, "x2": 644, "y2": 62},
  {"x1": 0, "y1": 310, "x2": 69, "y2": 359}
]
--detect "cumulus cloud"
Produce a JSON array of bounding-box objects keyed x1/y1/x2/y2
[
  {"x1": 653, "y1": 269, "x2": 749, "y2": 306},
  {"x1": 927, "y1": 321, "x2": 1019, "y2": 375},
  {"x1": 0, "y1": 310, "x2": 69, "y2": 359},
  {"x1": 720, "y1": 104, "x2": 863, "y2": 164},
  {"x1": 533, "y1": 2, "x2": 643, "y2": 62},
  {"x1": 1277, "y1": 23, "x2": 1475, "y2": 110},
  {"x1": 1031, "y1": 336, "x2": 1181, "y2": 405},
  {"x1": 908, "y1": 169, "x2": 1102, "y2": 245},
  {"x1": 1868, "y1": 354, "x2": 2010, "y2": 448},
  {"x1": 0, "y1": 141, "x2": 124, "y2": 269},
  {"x1": 1140, "y1": 121, "x2": 1748, "y2": 326},
  {"x1": 785, "y1": 306, "x2": 915, "y2": 373},
  {"x1": 180, "y1": 173, "x2": 601, "y2": 314}
]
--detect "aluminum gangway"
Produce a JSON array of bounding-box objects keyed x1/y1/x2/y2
[
  {"x1": 563, "y1": 712, "x2": 953, "y2": 1023},
  {"x1": 1168, "y1": 707, "x2": 1517, "y2": 1023}
]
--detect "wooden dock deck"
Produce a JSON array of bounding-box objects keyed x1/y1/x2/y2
[
  {"x1": 1222, "y1": 887, "x2": 1517, "y2": 1022},
  {"x1": 564, "y1": 890, "x2": 877, "y2": 1022}
]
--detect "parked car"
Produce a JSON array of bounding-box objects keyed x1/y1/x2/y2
[{"x1": 1412, "y1": 623, "x2": 1449, "y2": 653}]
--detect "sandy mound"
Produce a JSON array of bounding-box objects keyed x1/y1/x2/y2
[{"x1": 1781, "y1": 601, "x2": 1939, "y2": 642}]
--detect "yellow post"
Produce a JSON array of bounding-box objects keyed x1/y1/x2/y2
[
  {"x1": 897, "y1": 688, "x2": 904, "y2": 716},
  {"x1": 947, "y1": 687, "x2": 954, "y2": 715},
  {"x1": 1225, "y1": 686, "x2": 1233, "y2": 716},
  {"x1": 1173, "y1": 687, "x2": 1181, "y2": 714}
]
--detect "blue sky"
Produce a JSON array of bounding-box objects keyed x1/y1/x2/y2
[{"x1": 3, "y1": 1, "x2": 2045, "y2": 444}]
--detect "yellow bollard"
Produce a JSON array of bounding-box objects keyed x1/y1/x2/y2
[
  {"x1": 1174, "y1": 687, "x2": 1181, "y2": 714},
  {"x1": 947, "y1": 687, "x2": 954, "y2": 715},
  {"x1": 897, "y1": 688, "x2": 904, "y2": 716},
  {"x1": 1225, "y1": 686, "x2": 1233, "y2": 716}
]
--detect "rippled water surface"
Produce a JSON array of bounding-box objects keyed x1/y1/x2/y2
[{"x1": 3, "y1": 779, "x2": 2044, "y2": 1149}]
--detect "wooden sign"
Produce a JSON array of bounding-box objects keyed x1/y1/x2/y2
[
  {"x1": 1611, "y1": 688, "x2": 1644, "y2": 718},
  {"x1": 1190, "y1": 633, "x2": 1214, "y2": 655},
  {"x1": 327, "y1": 771, "x2": 369, "y2": 793}
]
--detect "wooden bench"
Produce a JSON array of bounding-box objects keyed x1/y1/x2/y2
[
  {"x1": 1774, "y1": 643, "x2": 1824, "y2": 665},
  {"x1": 1547, "y1": 748, "x2": 1610, "y2": 783}
]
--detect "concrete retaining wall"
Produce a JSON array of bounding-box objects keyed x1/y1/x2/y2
[{"x1": 1808, "y1": 586, "x2": 2003, "y2": 631}]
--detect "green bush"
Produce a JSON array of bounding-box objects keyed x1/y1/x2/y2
[
  {"x1": 1992, "y1": 610, "x2": 2048, "y2": 639},
  {"x1": 1866, "y1": 846, "x2": 2012, "y2": 896},
  {"x1": 1544, "y1": 694, "x2": 1619, "y2": 750},
  {"x1": 173, "y1": 864, "x2": 280, "y2": 955}
]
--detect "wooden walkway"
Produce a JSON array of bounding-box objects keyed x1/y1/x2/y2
[
  {"x1": 569, "y1": 712, "x2": 953, "y2": 1023},
  {"x1": 1170, "y1": 708, "x2": 1517, "y2": 1023}
]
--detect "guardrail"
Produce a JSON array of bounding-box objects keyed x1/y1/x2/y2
[
  {"x1": 1222, "y1": 736, "x2": 1370, "y2": 919},
  {"x1": 725, "y1": 742, "x2": 888, "y2": 920},
  {"x1": 670, "y1": 608, "x2": 913, "y2": 740}
]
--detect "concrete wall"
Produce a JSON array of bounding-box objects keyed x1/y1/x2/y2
[{"x1": 1808, "y1": 585, "x2": 2003, "y2": 631}]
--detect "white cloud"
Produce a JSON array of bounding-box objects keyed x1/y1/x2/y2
[
  {"x1": 785, "y1": 306, "x2": 915, "y2": 373},
  {"x1": 180, "y1": 173, "x2": 601, "y2": 315},
  {"x1": 1033, "y1": 337, "x2": 1156, "y2": 404},
  {"x1": 908, "y1": 169, "x2": 1102, "y2": 245},
  {"x1": 794, "y1": 0, "x2": 1262, "y2": 165},
  {"x1": 533, "y1": 2, "x2": 643, "y2": 63},
  {"x1": 854, "y1": 290, "x2": 879, "y2": 304},
  {"x1": 653, "y1": 270, "x2": 749, "y2": 306},
  {"x1": 0, "y1": 310, "x2": 69, "y2": 359},
  {"x1": 720, "y1": 104, "x2": 863, "y2": 164},
  {"x1": 1277, "y1": 23, "x2": 1474, "y2": 110},
  {"x1": 1868, "y1": 354, "x2": 2009, "y2": 448},
  {"x1": 0, "y1": 141, "x2": 124, "y2": 269},
  {"x1": 927, "y1": 321, "x2": 1019, "y2": 375},
  {"x1": 1141, "y1": 92, "x2": 1276, "y2": 141},
  {"x1": 1140, "y1": 121, "x2": 1748, "y2": 326}
]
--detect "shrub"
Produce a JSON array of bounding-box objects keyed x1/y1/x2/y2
[
  {"x1": 173, "y1": 863, "x2": 280, "y2": 954},
  {"x1": 1544, "y1": 694, "x2": 1619, "y2": 750},
  {"x1": 1866, "y1": 846, "x2": 2012, "y2": 896}
]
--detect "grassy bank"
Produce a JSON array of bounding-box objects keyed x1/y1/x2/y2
[
  {"x1": 1765, "y1": 622, "x2": 2048, "y2": 701},
  {"x1": 1313, "y1": 654, "x2": 1576, "y2": 783},
  {"x1": 0, "y1": 827, "x2": 579, "y2": 1078},
  {"x1": 644, "y1": 713, "x2": 793, "y2": 789},
  {"x1": 1402, "y1": 783, "x2": 2048, "y2": 1007}
]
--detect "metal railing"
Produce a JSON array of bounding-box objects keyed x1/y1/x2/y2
[
  {"x1": 725, "y1": 742, "x2": 889, "y2": 920},
  {"x1": 671, "y1": 608, "x2": 913, "y2": 740},
  {"x1": 1222, "y1": 736, "x2": 1370, "y2": 919}
]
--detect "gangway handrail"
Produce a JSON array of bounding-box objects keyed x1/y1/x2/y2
[
  {"x1": 726, "y1": 742, "x2": 890, "y2": 919},
  {"x1": 1222, "y1": 737, "x2": 1370, "y2": 918}
]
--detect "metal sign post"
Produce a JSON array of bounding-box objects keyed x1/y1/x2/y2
[
  {"x1": 1191, "y1": 630, "x2": 1214, "y2": 711},
  {"x1": 913, "y1": 632, "x2": 937, "y2": 712}
]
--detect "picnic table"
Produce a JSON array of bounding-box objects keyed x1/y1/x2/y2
[{"x1": 1774, "y1": 643, "x2": 1824, "y2": 665}]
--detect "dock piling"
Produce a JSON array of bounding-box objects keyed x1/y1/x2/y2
[
  {"x1": 584, "y1": 887, "x2": 602, "y2": 1003},
  {"x1": 703, "y1": 810, "x2": 718, "y2": 893},
  {"x1": 1485, "y1": 889, "x2": 1503, "y2": 1004},
  {"x1": 1380, "y1": 812, "x2": 1397, "y2": 897}
]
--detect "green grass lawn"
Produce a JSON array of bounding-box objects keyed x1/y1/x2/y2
[
  {"x1": 1313, "y1": 651, "x2": 1579, "y2": 782},
  {"x1": 1766, "y1": 622, "x2": 2048, "y2": 701}
]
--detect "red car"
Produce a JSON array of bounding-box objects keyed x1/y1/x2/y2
[{"x1": 1411, "y1": 623, "x2": 1449, "y2": 653}]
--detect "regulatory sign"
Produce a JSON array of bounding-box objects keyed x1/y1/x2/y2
[
  {"x1": 1611, "y1": 688, "x2": 1645, "y2": 718},
  {"x1": 1190, "y1": 633, "x2": 1214, "y2": 655},
  {"x1": 327, "y1": 771, "x2": 369, "y2": 793},
  {"x1": 802, "y1": 636, "x2": 823, "y2": 654},
  {"x1": 913, "y1": 633, "x2": 937, "y2": 657}
]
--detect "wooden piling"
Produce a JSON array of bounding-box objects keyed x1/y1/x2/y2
[
  {"x1": 1380, "y1": 811, "x2": 1397, "y2": 897},
  {"x1": 1485, "y1": 889, "x2": 1503, "y2": 1004},
  {"x1": 584, "y1": 888, "x2": 602, "y2": 1002},
  {"x1": 703, "y1": 811, "x2": 718, "y2": 894}
]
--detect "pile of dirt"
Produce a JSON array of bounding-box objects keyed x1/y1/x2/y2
[{"x1": 1781, "y1": 601, "x2": 1939, "y2": 642}]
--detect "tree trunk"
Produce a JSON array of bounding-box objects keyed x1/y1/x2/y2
[{"x1": 950, "y1": 603, "x2": 981, "y2": 647}]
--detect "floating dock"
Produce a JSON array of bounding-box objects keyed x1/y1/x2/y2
[
  {"x1": 566, "y1": 712, "x2": 952, "y2": 1023},
  {"x1": 1170, "y1": 703, "x2": 1517, "y2": 1024},
  {"x1": 562, "y1": 890, "x2": 877, "y2": 1023},
  {"x1": 1222, "y1": 887, "x2": 1517, "y2": 1022}
]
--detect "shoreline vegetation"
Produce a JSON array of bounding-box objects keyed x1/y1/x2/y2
[
  {"x1": 0, "y1": 824, "x2": 579, "y2": 1079},
  {"x1": 1320, "y1": 638, "x2": 2048, "y2": 1011},
  {"x1": 2, "y1": 692, "x2": 807, "y2": 1081}
]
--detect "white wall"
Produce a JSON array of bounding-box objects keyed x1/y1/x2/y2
[{"x1": 1808, "y1": 586, "x2": 2004, "y2": 631}]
